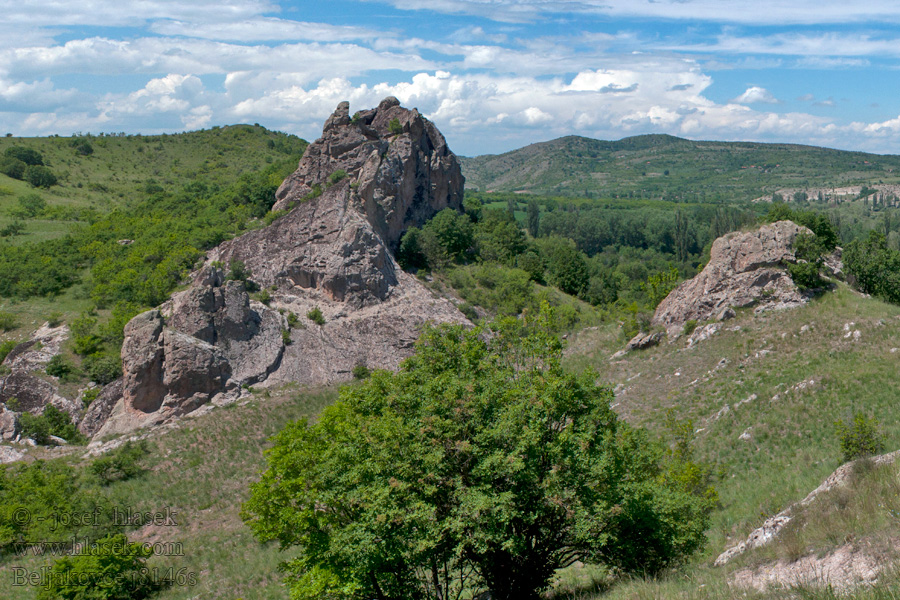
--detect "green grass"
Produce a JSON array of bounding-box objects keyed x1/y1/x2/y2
[
  {"x1": 1, "y1": 384, "x2": 337, "y2": 600},
  {"x1": 0, "y1": 126, "x2": 305, "y2": 239},
  {"x1": 560, "y1": 283, "x2": 900, "y2": 598}
]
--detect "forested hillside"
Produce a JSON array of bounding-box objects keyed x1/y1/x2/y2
[{"x1": 461, "y1": 134, "x2": 900, "y2": 200}]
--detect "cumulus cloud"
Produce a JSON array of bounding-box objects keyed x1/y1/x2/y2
[{"x1": 732, "y1": 86, "x2": 779, "y2": 104}]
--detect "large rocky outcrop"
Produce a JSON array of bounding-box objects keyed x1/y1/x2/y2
[
  {"x1": 96, "y1": 98, "x2": 468, "y2": 437},
  {"x1": 653, "y1": 221, "x2": 812, "y2": 335}
]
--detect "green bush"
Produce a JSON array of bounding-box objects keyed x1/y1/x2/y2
[
  {"x1": 0, "y1": 221, "x2": 24, "y2": 237},
  {"x1": 388, "y1": 118, "x2": 403, "y2": 135},
  {"x1": 90, "y1": 441, "x2": 149, "y2": 485},
  {"x1": 81, "y1": 386, "x2": 100, "y2": 407},
  {"x1": 0, "y1": 339, "x2": 17, "y2": 363},
  {"x1": 0, "y1": 311, "x2": 17, "y2": 331},
  {"x1": 682, "y1": 319, "x2": 698, "y2": 336},
  {"x1": 787, "y1": 261, "x2": 825, "y2": 291},
  {"x1": 46, "y1": 354, "x2": 75, "y2": 379},
  {"x1": 24, "y1": 164, "x2": 57, "y2": 188},
  {"x1": 351, "y1": 363, "x2": 370, "y2": 380},
  {"x1": 281, "y1": 329, "x2": 292, "y2": 346},
  {"x1": 17, "y1": 193, "x2": 47, "y2": 218},
  {"x1": 326, "y1": 169, "x2": 347, "y2": 186},
  {"x1": 17, "y1": 405, "x2": 84, "y2": 445},
  {"x1": 0, "y1": 155, "x2": 26, "y2": 179},
  {"x1": 286, "y1": 311, "x2": 300, "y2": 328},
  {"x1": 4, "y1": 146, "x2": 44, "y2": 166},
  {"x1": 835, "y1": 412, "x2": 885, "y2": 462},
  {"x1": 307, "y1": 306, "x2": 325, "y2": 325},
  {"x1": 82, "y1": 352, "x2": 122, "y2": 385},
  {"x1": 254, "y1": 288, "x2": 272, "y2": 305},
  {"x1": 37, "y1": 534, "x2": 166, "y2": 600}
]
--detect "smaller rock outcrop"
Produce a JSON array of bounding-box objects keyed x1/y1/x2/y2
[{"x1": 653, "y1": 221, "x2": 811, "y2": 335}]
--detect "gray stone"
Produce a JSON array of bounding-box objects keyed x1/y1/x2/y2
[
  {"x1": 97, "y1": 99, "x2": 469, "y2": 437},
  {"x1": 653, "y1": 221, "x2": 811, "y2": 334}
]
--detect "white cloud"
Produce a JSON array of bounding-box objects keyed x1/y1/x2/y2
[
  {"x1": 671, "y1": 32, "x2": 900, "y2": 58},
  {"x1": 0, "y1": 37, "x2": 435, "y2": 84},
  {"x1": 370, "y1": 0, "x2": 900, "y2": 25},
  {"x1": 732, "y1": 86, "x2": 779, "y2": 104},
  {"x1": 150, "y1": 18, "x2": 391, "y2": 43},
  {"x1": 0, "y1": 0, "x2": 274, "y2": 27}
]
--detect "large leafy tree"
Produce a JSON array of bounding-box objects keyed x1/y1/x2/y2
[{"x1": 243, "y1": 306, "x2": 711, "y2": 600}]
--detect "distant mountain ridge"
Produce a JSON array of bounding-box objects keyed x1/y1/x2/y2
[{"x1": 460, "y1": 134, "x2": 900, "y2": 201}]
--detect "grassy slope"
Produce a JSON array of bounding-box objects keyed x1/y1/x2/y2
[
  {"x1": 565, "y1": 283, "x2": 900, "y2": 598},
  {"x1": 460, "y1": 134, "x2": 900, "y2": 200},
  {"x1": 0, "y1": 126, "x2": 304, "y2": 244},
  {"x1": 4, "y1": 385, "x2": 338, "y2": 600}
]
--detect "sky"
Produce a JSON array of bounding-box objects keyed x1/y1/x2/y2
[{"x1": 3, "y1": 1, "x2": 900, "y2": 156}]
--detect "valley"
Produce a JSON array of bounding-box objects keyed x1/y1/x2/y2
[{"x1": 4, "y1": 104, "x2": 900, "y2": 599}]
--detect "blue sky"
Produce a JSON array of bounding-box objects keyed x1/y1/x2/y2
[{"x1": 3, "y1": 0, "x2": 900, "y2": 156}]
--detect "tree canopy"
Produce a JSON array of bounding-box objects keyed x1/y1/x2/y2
[{"x1": 243, "y1": 306, "x2": 712, "y2": 600}]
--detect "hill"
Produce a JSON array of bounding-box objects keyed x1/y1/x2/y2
[
  {"x1": 460, "y1": 134, "x2": 900, "y2": 201},
  {"x1": 0, "y1": 126, "x2": 306, "y2": 244}
]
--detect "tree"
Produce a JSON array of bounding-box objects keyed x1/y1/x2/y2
[
  {"x1": 243, "y1": 306, "x2": 711, "y2": 600},
  {"x1": 526, "y1": 199, "x2": 540, "y2": 238},
  {"x1": 24, "y1": 164, "x2": 57, "y2": 188},
  {"x1": 4, "y1": 146, "x2": 43, "y2": 166}
]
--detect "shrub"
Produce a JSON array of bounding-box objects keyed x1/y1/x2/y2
[
  {"x1": 4, "y1": 146, "x2": 43, "y2": 166},
  {"x1": 254, "y1": 288, "x2": 272, "y2": 305},
  {"x1": 307, "y1": 306, "x2": 325, "y2": 325},
  {"x1": 835, "y1": 412, "x2": 885, "y2": 462},
  {"x1": 0, "y1": 311, "x2": 17, "y2": 331},
  {"x1": 0, "y1": 339, "x2": 17, "y2": 364},
  {"x1": 326, "y1": 169, "x2": 347, "y2": 186},
  {"x1": 683, "y1": 319, "x2": 698, "y2": 336},
  {"x1": 0, "y1": 220, "x2": 24, "y2": 237},
  {"x1": 17, "y1": 193, "x2": 47, "y2": 217},
  {"x1": 228, "y1": 259, "x2": 251, "y2": 282},
  {"x1": 18, "y1": 405, "x2": 84, "y2": 445},
  {"x1": 458, "y1": 301, "x2": 479, "y2": 322},
  {"x1": 37, "y1": 534, "x2": 166, "y2": 600},
  {"x1": 281, "y1": 329, "x2": 292, "y2": 345},
  {"x1": 81, "y1": 386, "x2": 100, "y2": 407},
  {"x1": 388, "y1": 118, "x2": 403, "y2": 135},
  {"x1": 24, "y1": 164, "x2": 57, "y2": 188},
  {"x1": 286, "y1": 311, "x2": 300, "y2": 328},
  {"x1": 82, "y1": 352, "x2": 122, "y2": 385},
  {"x1": 46, "y1": 311, "x2": 63, "y2": 327},
  {"x1": 90, "y1": 441, "x2": 149, "y2": 485},
  {"x1": 0, "y1": 155, "x2": 26, "y2": 179},
  {"x1": 787, "y1": 261, "x2": 825, "y2": 291},
  {"x1": 46, "y1": 354, "x2": 75, "y2": 379},
  {"x1": 351, "y1": 363, "x2": 370, "y2": 380}
]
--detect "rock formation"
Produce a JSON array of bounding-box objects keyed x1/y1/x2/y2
[
  {"x1": 0, "y1": 323, "x2": 82, "y2": 440},
  {"x1": 653, "y1": 221, "x2": 812, "y2": 335},
  {"x1": 95, "y1": 98, "x2": 468, "y2": 437}
]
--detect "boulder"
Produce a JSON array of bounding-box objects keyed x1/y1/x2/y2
[
  {"x1": 97, "y1": 99, "x2": 469, "y2": 437},
  {"x1": 78, "y1": 378, "x2": 124, "y2": 438},
  {"x1": 1, "y1": 322, "x2": 69, "y2": 372},
  {"x1": 653, "y1": 221, "x2": 811, "y2": 334},
  {"x1": 625, "y1": 331, "x2": 665, "y2": 351},
  {"x1": 0, "y1": 371, "x2": 81, "y2": 418}
]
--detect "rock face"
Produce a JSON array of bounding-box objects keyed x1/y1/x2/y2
[
  {"x1": 97, "y1": 99, "x2": 468, "y2": 437},
  {"x1": 653, "y1": 221, "x2": 811, "y2": 335}
]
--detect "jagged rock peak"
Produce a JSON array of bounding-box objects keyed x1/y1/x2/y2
[
  {"x1": 652, "y1": 221, "x2": 812, "y2": 335},
  {"x1": 272, "y1": 98, "x2": 464, "y2": 249},
  {"x1": 97, "y1": 99, "x2": 469, "y2": 438}
]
